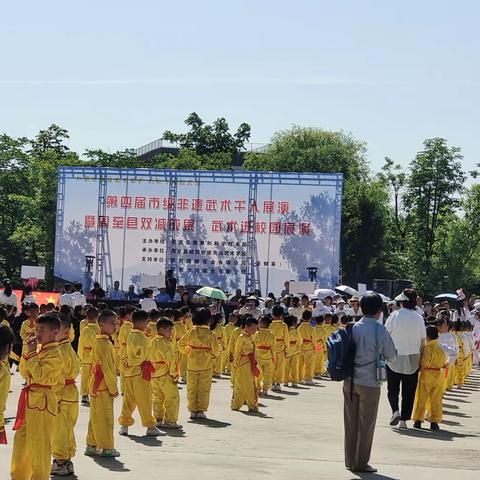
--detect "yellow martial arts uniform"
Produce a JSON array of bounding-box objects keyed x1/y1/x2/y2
[
  {"x1": 223, "y1": 322, "x2": 236, "y2": 373},
  {"x1": 111, "y1": 330, "x2": 121, "y2": 374},
  {"x1": 314, "y1": 324, "x2": 327, "y2": 375},
  {"x1": 270, "y1": 319, "x2": 290, "y2": 385},
  {"x1": 455, "y1": 334, "x2": 466, "y2": 386},
  {"x1": 412, "y1": 339, "x2": 447, "y2": 424},
  {"x1": 145, "y1": 321, "x2": 158, "y2": 339},
  {"x1": 227, "y1": 327, "x2": 243, "y2": 385},
  {"x1": 78, "y1": 323, "x2": 99, "y2": 396},
  {"x1": 19, "y1": 318, "x2": 36, "y2": 378},
  {"x1": 212, "y1": 325, "x2": 227, "y2": 376},
  {"x1": 298, "y1": 322, "x2": 316, "y2": 382},
  {"x1": 0, "y1": 359, "x2": 10, "y2": 443},
  {"x1": 184, "y1": 316, "x2": 194, "y2": 331},
  {"x1": 253, "y1": 328, "x2": 275, "y2": 392},
  {"x1": 178, "y1": 325, "x2": 219, "y2": 413},
  {"x1": 151, "y1": 334, "x2": 180, "y2": 424},
  {"x1": 119, "y1": 329, "x2": 156, "y2": 428},
  {"x1": 86, "y1": 334, "x2": 118, "y2": 450},
  {"x1": 79, "y1": 319, "x2": 88, "y2": 333},
  {"x1": 172, "y1": 320, "x2": 188, "y2": 379},
  {"x1": 11, "y1": 341, "x2": 63, "y2": 480},
  {"x1": 52, "y1": 339, "x2": 81, "y2": 461},
  {"x1": 69, "y1": 325, "x2": 75, "y2": 343},
  {"x1": 285, "y1": 327, "x2": 301, "y2": 385},
  {"x1": 231, "y1": 333, "x2": 258, "y2": 411},
  {"x1": 118, "y1": 320, "x2": 133, "y2": 392}
]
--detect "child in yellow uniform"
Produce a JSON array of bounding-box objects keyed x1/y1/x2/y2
[
  {"x1": 51, "y1": 315, "x2": 81, "y2": 476},
  {"x1": 11, "y1": 312, "x2": 63, "y2": 480},
  {"x1": 172, "y1": 309, "x2": 188, "y2": 383},
  {"x1": 253, "y1": 316, "x2": 275, "y2": 395},
  {"x1": 146, "y1": 309, "x2": 162, "y2": 338},
  {"x1": 178, "y1": 307, "x2": 220, "y2": 419},
  {"x1": 118, "y1": 306, "x2": 134, "y2": 393},
  {"x1": 78, "y1": 307, "x2": 100, "y2": 405},
  {"x1": 314, "y1": 316, "x2": 327, "y2": 377},
  {"x1": 211, "y1": 313, "x2": 227, "y2": 377},
  {"x1": 223, "y1": 313, "x2": 237, "y2": 375},
  {"x1": 270, "y1": 305, "x2": 290, "y2": 391},
  {"x1": 151, "y1": 318, "x2": 181, "y2": 429},
  {"x1": 227, "y1": 319, "x2": 244, "y2": 386},
  {"x1": 454, "y1": 321, "x2": 466, "y2": 386},
  {"x1": 183, "y1": 309, "x2": 194, "y2": 331},
  {"x1": 19, "y1": 303, "x2": 39, "y2": 376},
  {"x1": 412, "y1": 325, "x2": 447, "y2": 431},
  {"x1": 231, "y1": 317, "x2": 259, "y2": 412},
  {"x1": 119, "y1": 310, "x2": 160, "y2": 436},
  {"x1": 86, "y1": 309, "x2": 120, "y2": 457},
  {"x1": 298, "y1": 310, "x2": 316, "y2": 385},
  {"x1": 0, "y1": 325, "x2": 15, "y2": 445},
  {"x1": 284, "y1": 315, "x2": 301, "y2": 387}
]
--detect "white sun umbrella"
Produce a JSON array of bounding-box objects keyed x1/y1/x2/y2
[
  {"x1": 335, "y1": 285, "x2": 360, "y2": 297},
  {"x1": 366, "y1": 290, "x2": 391, "y2": 302},
  {"x1": 314, "y1": 288, "x2": 336, "y2": 300}
]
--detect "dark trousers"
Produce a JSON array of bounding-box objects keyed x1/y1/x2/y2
[
  {"x1": 343, "y1": 381, "x2": 381, "y2": 470},
  {"x1": 386, "y1": 366, "x2": 419, "y2": 421}
]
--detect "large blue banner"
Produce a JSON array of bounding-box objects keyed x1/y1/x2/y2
[{"x1": 54, "y1": 167, "x2": 342, "y2": 295}]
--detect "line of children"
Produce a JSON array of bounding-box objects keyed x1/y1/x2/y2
[{"x1": 253, "y1": 315, "x2": 275, "y2": 395}]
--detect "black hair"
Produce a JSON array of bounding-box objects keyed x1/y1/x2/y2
[
  {"x1": 360, "y1": 293, "x2": 383, "y2": 316},
  {"x1": 98, "y1": 309, "x2": 117, "y2": 323},
  {"x1": 315, "y1": 315, "x2": 324, "y2": 324},
  {"x1": 27, "y1": 303, "x2": 39, "y2": 312},
  {"x1": 210, "y1": 313, "x2": 223, "y2": 330},
  {"x1": 156, "y1": 317, "x2": 174, "y2": 331},
  {"x1": 37, "y1": 312, "x2": 61, "y2": 330},
  {"x1": 453, "y1": 320, "x2": 463, "y2": 332},
  {"x1": 149, "y1": 309, "x2": 162, "y2": 321},
  {"x1": 86, "y1": 307, "x2": 99, "y2": 320},
  {"x1": 272, "y1": 305, "x2": 284, "y2": 318},
  {"x1": 173, "y1": 310, "x2": 182, "y2": 322},
  {"x1": 244, "y1": 316, "x2": 258, "y2": 327},
  {"x1": 259, "y1": 315, "x2": 272, "y2": 328},
  {"x1": 132, "y1": 310, "x2": 149, "y2": 325},
  {"x1": 331, "y1": 314, "x2": 339, "y2": 325},
  {"x1": 59, "y1": 314, "x2": 71, "y2": 330},
  {"x1": 455, "y1": 299, "x2": 465, "y2": 319},
  {"x1": 0, "y1": 324, "x2": 15, "y2": 358},
  {"x1": 163, "y1": 308, "x2": 175, "y2": 319},
  {"x1": 0, "y1": 306, "x2": 8, "y2": 323},
  {"x1": 402, "y1": 289, "x2": 417, "y2": 310},
  {"x1": 97, "y1": 302, "x2": 107, "y2": 311},
  {"x1": 291, "y1": 296, "x2": 300, "y2": 307},
  {"x1": 301, "y1": 309, "x2": 312, "y2": 321},
  {"x1": 73, "y1": 282, "x2": 82, "y2": 292},
  {"x1": 284, "y1": 315, "x2": 297, "y2": 328},
  {"x1": 192, "y1": 307, "x2": 211, "y2": 326},
  {"x1": 426, "y1": 324, "x2": 439, "y2": 340},
  {"x1": 179, "y1": 306, "x2": 190, "y2": 317}
]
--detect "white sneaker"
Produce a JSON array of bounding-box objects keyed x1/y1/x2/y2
[
  {"x1": 101, "y1": 448, "x2": 121, "y2": 457},
  {"x1": 398, "y1": 420, "x2": 408, "y2": 429},
  {"x1": 51, "y1": 459, "x2": 70, "y2": 476},
  {"x1": 389, "y1": 411, "x2": 400, "y2": 426},
  {"x1": 196, "y1": 411, "x2": 207, "y2": 419},
  {"x1": 292, "y1": 383, "x2": 298, "y2": 388},
  {"x1": 162, "y1": 421, "x2": 182, "y2": 429},
  {"x1": 305, "y1": 380, "x2": 314, "y2": 386},
  {"x1": 146, "y1": 426, "x2": 162, "y2": 436},
  {"x1": 119, "y1": 425, "x2": 129, "y2": 436}
]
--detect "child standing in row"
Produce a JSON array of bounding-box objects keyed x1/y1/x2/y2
[
  {"x1": 51, "y1": 315, "x2": 81, "y2": 475},
  {"x1": 19, "y1": 303, "x2": 39, "y2": 376},
  {"x1": 253, "y1": 315, "x2": 275, "y2": 396},
  {"x1": 86, "y1": 309, "x2": 120, "y2": 457},
  {"x1": 314, "y1": 316, "x2": 327, "y2": 378},
  {"x1": 172, "y1": 308, "x2": 188, "y2": 383},
  {"x1": 119, "y1": 310, "x2": 160, "y2": 436},
  {"x1": 284, "y1": 315, "x2": 300, "y2": 388},
  {"x1": 231, "y1": 317, "x2": 259, "y2": 412},
  {"x1": 178, "y1": 308, "x2": 219, "y2": 419},
  {"x1": 412, "y1": 325, "x2": 447, "y2": 430},
  {"x1": 151, "y1": 318, "x2": 181, "y2": 429},
  {"x1": 223, "y1": 313, "x2": 237, "y2": 375},
  {"x1": 11, "y1": 313, "x2": 63, "y2": 479},
  {"x1": 298, "y1": 310, "x2": 316, "y2": 385},
  {"x1": 0, "y1": 325, "x2": 15, "y2": 445},
  {"x1": 211, "y1": 313, "x2": 226, "y2": 378},
  {"x1": 270, "y1": 305, "x2": 290, "y2": 391}
]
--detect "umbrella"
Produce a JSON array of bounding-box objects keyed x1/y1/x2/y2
[
  {"x1": 366, "y1": 291, "x2": 391, "y2": 302},
  {"x1": 314, "y1": 288, "x2": 336, "y2": 300},
  {"x1": 335, "y1": 285, "x2": 360, "y2": 297},
  {"x1": 434, "y1": 293, "x2": 458, "y2": 301},
  {"x1": 196, "y1": 287, "x2": 228, "y2": 301}
]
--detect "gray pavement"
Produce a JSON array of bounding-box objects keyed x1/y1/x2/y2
[{"x1": 1, "y1": 369, "x2": 479, "y2": 479}]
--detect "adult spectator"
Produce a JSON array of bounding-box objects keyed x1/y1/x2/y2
[
  {"x1": 229, "y1": 288, "x2": 243, "y2": 304},
  {"x1": 89, "y1": 281, "x2": 106, "y2": 301},
  {"x1": 21, "y1": 285, "x2": 37, "y2": 304},
  {"x1": 126, "y1": 285, "x2": 138, "y2": 301},
  {"x1": 262, "y1": 298, "x2": 274, "y2": 316},
  {"x1": 165, "y1": 269, "x2": 177, "y2": 300},
  {"x1": 110, "y1": 280, "x2": 126, "y2": 301},
  {"x1": 0, "y1": 278, "x2": 18, "y2": 307},
  {"x1": 70, "y1": 282, "x2": 86, "y2": 307},
  {"x1": 140, "y1": 289, "x2": 157, "y2": 312},
  {"x1": 344, "y1": 293, "x2": 396, "y2": 473},
  {"x1": 173, "y1": 286, "x2": 184, "y2": 302},
  {"x1": 179, "y1": 290, "x2": 191, "y2": 308},
  {"x1": 59, "y1": 284, "x2": 74, "y2": 307},
  {"x1": 415, "y1": 296, "x2": 425, "y2": 318},
  {"x1": 239, "y1": 296, "x2": 262, "y2": 319},
  {"x1": 348, "y1": 296, "x2": 363, "y2": 320},
  {"x1": 155, "y1": 287, "x2": 171, "y2": 303},
  {"x1": 280, "y1": 281, "x2": 290, "y2": 298},
  {"x1": 385, "y1": 289, "x2": 426, "y2": 429}
]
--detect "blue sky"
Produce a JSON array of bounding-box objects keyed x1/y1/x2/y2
[{"x1": 1, "y1": 0, "x2": 479, "y2": 172}]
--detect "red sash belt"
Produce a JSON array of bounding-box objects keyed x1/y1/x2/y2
[
  {"x1": 65, "y1": 379, "x2": 76, "y2": 385},
  {"x1": 189, "y1": 345, "x2": 212, "y2": 351},
  {"x1": 444, "y1": 367, "x2": 449, "y2": 378},
  {"x1": 0, "y1": 426, "x2": 6, "y2": 445},
  {"x1": 241, "y1": 353, "x2": 260, "y2": 377},
  {"x1": 141, "y1": 361, "x2": 156, "y2": 381},
  {"x1": 92, "y1": 365, "x2": 104, "y2": 394},
  {"x1": 303, "y1": 339, "x2": 312, "y2": 344},
  {"x1": 424, "y1": 367, "x2": 441, "y2": 371},
  {"x1": 257, "y1": 346, "x2": 271, "y2": 350},
  {"x1": 13, "y1": 384, "x2": 51, "y2": 431}
]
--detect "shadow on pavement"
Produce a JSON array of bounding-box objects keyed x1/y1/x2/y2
[
  {"x1": 394, "y1": 427, "x2": 477, "y2": 441},
  {"x1": 263, "y1": 394, "x2": 286, "y2": 401},
  {"x1": 160, "y1": 428, "x2": 186, "y2": 438},
  {"x1": 441, "y1": 419, "x2": 461, "y2": 426},
  {"x1": 350, "y1": 473, "x2": 399, "y2": 480},
  {"x1": 93, "y1": 457, "x2": 130, "y2": 472},
  {"x1": 240, "y1": 410, "x2": 273, "y2": 419},
  {"x1": 126, "y1": 434, "x2": 163, "y2": 446},
  {"x1": 443, "y1": 410, "x2": 471, "y2": 418},
  {"x1": 442, "y1": 403, "x2": 459, "y2": 409},
  {"x1": 188, "y1": 418, "x2": 231, "y2": 428},
  {"x1": 277, "y1": 390, "x2": 300, "y2": 396}
]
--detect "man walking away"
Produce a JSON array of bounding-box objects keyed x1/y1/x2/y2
[{"x1": 343, "y1": 293, "x2": 396, "y2": 473}]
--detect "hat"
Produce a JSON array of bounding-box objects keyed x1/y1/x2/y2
[
  {"x1": 247, "y1": 295, "x2": 260, "y2": 306},
  {"x1": 336, "y1": 299, "x2": 346, "y2": 305},
  {"x1": 349, "y1": 296, "x2": 360, "y2": 304},
  {"x1": 394, "y1": 292, "x2": 409, "y2": 301}
]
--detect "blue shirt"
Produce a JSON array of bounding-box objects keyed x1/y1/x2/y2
[
  {"x1": 351, "y1": 317, "x2": 397, "y2": 388},
  {"x1": 155, "y1": 293, "x2": 172, "y2": 303},
  {"x1": 110, "y1": 289, "x2": 126, "y2": 300}
]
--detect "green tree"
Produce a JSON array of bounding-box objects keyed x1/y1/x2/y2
[
  {"x1": 151, "y1": 149, "x2": 233, "y2": 171},
  {"x1": 403, "y1": 138, "x2": 466, "y2": 293},
  {"x1": 84, "y1": 148, "x2": 141, "y2": 168},
  {"x1": 162, "y1": 112, "x2": 251, "y2": 157}
]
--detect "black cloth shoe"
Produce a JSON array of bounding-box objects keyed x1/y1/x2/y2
[
  {"x1": 414, "y1": 421, "x2": 422, "y2": 429},
  {"x1": 430, "y1": 422, "x2": 440, "y2": 431}
]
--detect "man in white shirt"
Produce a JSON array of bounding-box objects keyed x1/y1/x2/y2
[
  {"x1": 58, "y1": 284, "x2": 75, "y2": 308},
  {"x1": 139, "y1": 289, "x2": 157, "y2": 312},
  {"x1": 385, "y1": 289, "x2": 426, "y2": 429},
  {"x1": 70, "y1": 282, "x2": 87, "y2": 307}
]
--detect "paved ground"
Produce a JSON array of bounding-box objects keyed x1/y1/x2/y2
[{"x1": 1, "y1": 369, "x2": 479, "y2": 479}]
